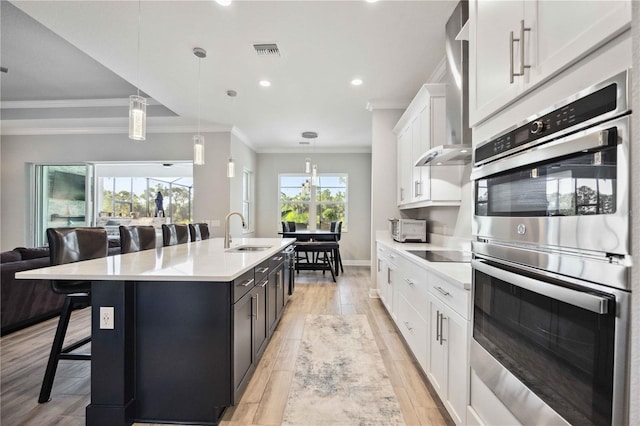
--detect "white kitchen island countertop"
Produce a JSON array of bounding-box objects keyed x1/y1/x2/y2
[{"x1": 16, "y1": 238, "x2": 296, "y2": 282}]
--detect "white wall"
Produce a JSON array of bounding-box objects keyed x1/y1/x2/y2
[
  {"x1": 0, "y1": 131, "x2": 246, "y2": 250},
  {"x1": 228, "y1": 132, "x2": 257, "y2": 239},
  {"x1": 255, "y1": 152, "x2": 371, "y2": 263},
  {"x1": 370, "y1": 108, "x2": 403, "y2": 288}
]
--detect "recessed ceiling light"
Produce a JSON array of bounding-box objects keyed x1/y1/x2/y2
[
  {"x1": 259, "y1": 80, "x2": 271, "y2": 87},
  {"x1": 216, "y1": 0, "x2": 232, "y2": 6},
  {"x1": 460, "y1": 149, "x2": 468, "y2": 153},
  {"x1": 365, "y1": 0, "x2": 378, "y2": 3},
  {"x1": 351, "y1": 78, "x2": 363, "y2": 86}
]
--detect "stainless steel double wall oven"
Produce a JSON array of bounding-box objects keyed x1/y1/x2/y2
[{"x1": 470, "y1": 70, "x2": 632, "y2": 426}]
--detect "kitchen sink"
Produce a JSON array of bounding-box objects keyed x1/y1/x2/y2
[{"x1": 226, "y1": 245, "x2": 272, "y2": 252}]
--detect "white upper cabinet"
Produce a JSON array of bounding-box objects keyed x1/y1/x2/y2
[
  {"x1": 469, "y1": 0, "x2": 631, "y2": 126},
  {"x1": 394, "y1": 84, "x2": 462, "y2": 209}
]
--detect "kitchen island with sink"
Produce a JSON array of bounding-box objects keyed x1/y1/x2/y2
[{"x1": 17, "y1": 238, "x2": 296, "y2": 426}]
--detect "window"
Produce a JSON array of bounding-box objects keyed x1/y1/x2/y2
[
  {"x1": 243, "y1": 169, "x2": 253, "y2": 233},
  {"x1": 279, "y1": 174, "x2": 347, "y2": 230}
]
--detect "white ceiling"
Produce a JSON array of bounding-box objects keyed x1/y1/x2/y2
[{"x1": 1, "y1": 0, "x2": 457, "y2": 152}]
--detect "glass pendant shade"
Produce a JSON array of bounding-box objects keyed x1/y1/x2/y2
[
  {"x1": 193, "y1": 135, "x2": 205, "y2": 165},
  {"x1": 227, "y1": 158, "x2": 235, "y2": 178},
  {"x1": 129, "y1": 95, "x2": 147, "y2": 140},
  {"x1": 305, "y1": 158, "x2": 311, "y2": 173},
  {"x1": 311, "y1": 164, "x2": 318, "y2": 186}
]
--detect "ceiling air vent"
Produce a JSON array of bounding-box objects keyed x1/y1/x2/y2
[{"x1": 253, "y1": 43, "x2": 280, "y2": 57}]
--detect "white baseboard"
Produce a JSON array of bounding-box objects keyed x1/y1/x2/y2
[
  {"x1": 343, "y1": 260, "x2": 371, "y2": 267},
  {"x1": 369, "y1": 288, "x2": 380, "y2": 299}
]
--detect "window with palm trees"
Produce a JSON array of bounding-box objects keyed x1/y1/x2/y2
[{"x1": 279, "y1": 174, "x2": 347, "y2": 230}]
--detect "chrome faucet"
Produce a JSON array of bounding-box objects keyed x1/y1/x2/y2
[{"x1": 224, "y1": 212, "x2": 247, "y2": 248}]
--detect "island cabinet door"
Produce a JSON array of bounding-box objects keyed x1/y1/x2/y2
[
  {"x1": 254, "y1": 278, "x2": 269, "y2": 358},
  {"x1": 275, "y1": 264, "x2": 286, "y2": 319},
  {"x1": 233, "y1": 289, "x2": 255, "y2": 398},
  {"x1": 267, "y1": 270, "x2": 278, "y2": 333}
]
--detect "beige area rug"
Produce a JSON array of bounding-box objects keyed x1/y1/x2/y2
[{"x1": 282, "y1": 314, "x2": 405, "y2": 425}]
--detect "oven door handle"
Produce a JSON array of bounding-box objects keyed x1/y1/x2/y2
[
  {"x1": 472, "y1": 260, "x2": 610, "y2": 314},
  {"x1": 471, "y1": 116, "x2": 625, "y2": 180}
]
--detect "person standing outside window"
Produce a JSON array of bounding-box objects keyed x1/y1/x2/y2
[{"x1": 154, "y1": 191, "x2": 164, "y2": 217}]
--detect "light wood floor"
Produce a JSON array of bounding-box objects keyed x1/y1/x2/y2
[{"x1": 1, "y1": 267, "x2": 452, "y2": 426}]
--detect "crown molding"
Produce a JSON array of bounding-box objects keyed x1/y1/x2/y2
[
  {"x1": 427, "y1": 55, "x2": 447, "y2": 83},
  {"x1": 365, "y1": 100, "x2": 410, "y2": 112},
  {"x1": 0, "y1": 123, "x2": 231, "y2": 136},
  {"x1": 1, "y1": 97, "x2": 161, "y2": 109}
]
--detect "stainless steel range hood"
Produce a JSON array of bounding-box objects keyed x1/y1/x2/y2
[
  {"x1": 415, "y1": 144, "x2": 471, "y2": 166},
  {"x1": 417, "y1": 0, "x2": 471, "y2": 167}
]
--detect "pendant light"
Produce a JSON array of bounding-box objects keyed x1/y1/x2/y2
[
  {"x1": 302, "y1": 131, "x2": 318, "y2": 179},
  {"x1": 226, "y1": 90, "x2": 237, "y2": 177},
  {"x1": 129, "y1": 0, "x2": 147, "y2": 141},
  {"x1": 192, "y1": 47, "x2": 207, "y2": 165}
]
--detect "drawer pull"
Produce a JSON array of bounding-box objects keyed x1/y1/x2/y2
[
  {"x1": 272, "y1": 256, "x2": 283, "y2": 261},
  {"x1": 259, "y1": 279, "x2": 268, "y2": 288},
  {"x1": 435, "y1": 286, "x2": 451, "y2": 297},
  {"x1": 404, "y1": 321, "x2": 413, "y2": 332},
  {"x1": 405, "y1": 278, "x2": 415, "y2": 287},
  {"x1": 256, "y1": 267, "x2": 270, "y2": 274},
  {"x1": 240, "y1": 278, "x2": 254, "y2": 287}
]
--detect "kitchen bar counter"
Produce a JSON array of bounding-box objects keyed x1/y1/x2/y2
[
  {"x1": 17, "y1": 238, "x2": 295, "y2": 282},
  {"x1": 18, "y1": 238, "x2": 295, "y2": 426},
  {"x1": 376, "y1": 234, "x2": 471, "y2": 289}
]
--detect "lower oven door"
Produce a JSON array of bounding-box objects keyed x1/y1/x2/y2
[{"x1": 471, "y1": 258, "x2": 629, "y2": 426}]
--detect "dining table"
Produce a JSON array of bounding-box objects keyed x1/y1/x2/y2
[{"x1": 278, "y1": 230, "x2": 340, "y2": 276}]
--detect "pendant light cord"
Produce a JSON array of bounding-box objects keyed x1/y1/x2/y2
[
  {"x1": 136, "y1": 0, "x2": 141, "y2": 97},
  {"x1": 197, "y1": 58, "x2": 201, "y2": 136}
]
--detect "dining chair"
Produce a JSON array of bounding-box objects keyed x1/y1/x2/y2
[
  {"x1": 119, "y1": 225, "x2": 156, "y2": 254},
  {"x1": 162, "y1": 224, "x2": 189, "y2": 246},
  {"x1": 39, "y1": 227, "x2": 108, "y2": 403},
  {"x1": 189, "y1": 223, "x2": 210, "y2": 242}
]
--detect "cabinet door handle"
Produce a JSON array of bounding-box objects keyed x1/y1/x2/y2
[
  {"x1": 256, "y1": 267, "x2": 270, "y2": 274},
  {"x1": 436, "y1": 310, "x2": 441, "y2": 343},
  {"x1": 240, "y1": 278, "x2": 254, "y2": 287},
  {"x1": 387, "y1": 268, "x2": 391, "y2": 285},
  {"x1": 256, "y1": 294, "x2": 259, "y2": 319},
  {"x1": 259, "y1": 279, "x2": 268, "y2": 288},
  {"x1": 435, "y1": 286, "x2": 451, "y2": 297},
  {"x1": 510, "y1": 20, "x2": 531, "y2": 83},
  {"x1": 377, "y1": 259, "x2": 381, "y2": 272},
  {"x1": 405, "y1": 278, "x2": 415, "y2": 287},
  {"x1": 415, "y1": 180, "x2": 422, "y2": 197},
  {"x1": 404, "y1": 321, "x2": 413, "y2": 332},
  {"x1": 400, "y1": 187, "x2": 405, "y2": 201},
  {"x1": 440, "y1": 314, "x2": 447, "y2": 346}
]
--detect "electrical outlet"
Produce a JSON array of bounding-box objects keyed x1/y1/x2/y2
[{"x1": 100, "y1": 307, "x2": 114, "y2": 330}]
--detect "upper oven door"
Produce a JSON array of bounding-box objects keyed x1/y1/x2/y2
[{"x1": 472, "y1": 115, "x2": 630, "y2": 256}]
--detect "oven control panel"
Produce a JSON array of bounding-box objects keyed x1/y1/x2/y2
[{"x1": 475, "y1": 83, "x2": 617, "y2": 165}]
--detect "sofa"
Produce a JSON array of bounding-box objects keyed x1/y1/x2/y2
[{"x1": 1, "y1": 240, "x2": 121, "y2": 335}]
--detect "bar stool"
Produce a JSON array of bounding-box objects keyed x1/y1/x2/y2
[
  {"x1": 119, "y1": 225, "x2": 156, "y2": 254},
  {"x1": 188, "y1": 223, "x2": 210, "y2": 242},
  {"x1": 161, "y1": 224, "x2": 189, "y2": 246},
  {"x1": 39, "y1": 227, "x2": 108, "y2": 403}
]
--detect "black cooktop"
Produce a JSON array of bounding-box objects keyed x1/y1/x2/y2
[{"x1": 407, "y1": 250, "x2": 471, "y2": 263}]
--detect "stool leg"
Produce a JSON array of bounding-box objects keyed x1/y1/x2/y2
[
  {"x1": 39, "y1": 297, "x2": 74, "y2": 403},
  {"x1": 325, "y1": 250, "x2": 336, "y2": 282}
]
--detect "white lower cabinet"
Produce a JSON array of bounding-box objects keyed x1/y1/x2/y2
[
  {"x1": 428, "y1": 295, "x2": 468, "y2": 426},
  {"x1": 375, "y1": 242, "x2": 470, "y2": 425}
]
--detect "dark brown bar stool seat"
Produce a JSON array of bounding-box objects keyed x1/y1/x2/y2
[
  {"x1": 161, "y1": 224, "x2": 189, "y2": 246},
  {"x1": 39, "y1": 227, "x2": 108, "y2": 403},
  {"x1": 119, "y1": 225, "x2": 156, "y2": 254},
  {"x1": 188, "y1": 223, "x2": 210, "y2": 242}
]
